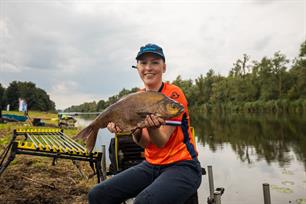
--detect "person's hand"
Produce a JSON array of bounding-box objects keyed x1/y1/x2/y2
[
  {"x1": 107, "y1": 122, "x2": 122, "y2": 133},
  {"x1": 138, "y1": 114, "x2": 165, "y2": 129}
]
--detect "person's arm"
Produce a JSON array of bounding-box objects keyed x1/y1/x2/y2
[
  {"x1": 107, "y1": 122, "x2": 151, "y2": 148},
  {"x1": 131, "y1": 128, "x2": 150, "y2": 148},
  {"x1": 140, "y1": 114, "x2": 176, "y2": 148},
  {"x1": 107, "y1": 114, "x2": 176, "y2": 148}
]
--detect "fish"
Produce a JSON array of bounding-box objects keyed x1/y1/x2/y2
[{"x1": 75, "y1": 91, "x2": 184, "y2": 152}]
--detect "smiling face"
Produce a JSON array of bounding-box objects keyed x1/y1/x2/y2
[{"x1": 136, "y1": 53, "x2": 166, "y2": 91}]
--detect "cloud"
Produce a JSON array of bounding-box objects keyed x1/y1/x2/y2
[
  {"x1": 253, "y1": 36, "x2": 273, "y2": 51},
  {"x1": 49, "y1": 80, "x2": 102, "y2": 109},
  {"x1": 0, "y1": 0, "x2": 305, "y2": 109}
]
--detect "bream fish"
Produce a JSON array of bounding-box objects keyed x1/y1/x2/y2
[{"x1": 75, "y1": 91, "x2": 184, "y2": 152}]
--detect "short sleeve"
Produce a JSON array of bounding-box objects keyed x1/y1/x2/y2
[{"x1": 166, "y1": 87, "x2": 188, "y2": 121}]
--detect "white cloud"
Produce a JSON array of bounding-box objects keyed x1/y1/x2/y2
[
  {"x1": 0, "y1": 0, "x2": 305, "y2": 109},
  {"x1": 50, "y1": 81, "x2": 79, "y2": 94},
  {"x1": 49, "y1": 80, "x2": 104, "y2": 109}
]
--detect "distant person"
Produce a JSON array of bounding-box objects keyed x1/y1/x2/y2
[
  {"x1": 18, "y1": 98, "x2": 28, "y2": 116},
  {"x1": 23, "y1": 100, "x2": 28, "y2": 116},
  {"x1": 88, "y1": 43, "x2": 202, "y2": 204},
  {"x1": 18, "y1": 98, "x2": 24, "y2": 112}
]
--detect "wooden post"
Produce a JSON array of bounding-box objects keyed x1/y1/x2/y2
[{"x1": 101, "y1": 145, "x2": 107, "y2": 180}]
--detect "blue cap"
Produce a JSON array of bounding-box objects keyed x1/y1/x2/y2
[{"x1": 136, "y1": 43, "x2": 165, "y2": 61}]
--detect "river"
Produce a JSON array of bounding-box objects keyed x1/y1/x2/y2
[{"x1": 75, "y1": 113, "x2": 306, "y2": 204}]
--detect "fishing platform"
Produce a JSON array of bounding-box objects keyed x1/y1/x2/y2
[{"x1": 0, "y1": 128, "x2": 103, "y2": 182}]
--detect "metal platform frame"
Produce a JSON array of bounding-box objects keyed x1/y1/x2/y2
[{"x1": 0, "y1": 128, "x2": 103, "y2": 183}]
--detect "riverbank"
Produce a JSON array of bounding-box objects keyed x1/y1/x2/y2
[
  {"x1": 190, "y1": 99, "x2": 306, "y2": 114},
  {"x1": 0, "y1": 111, "x2": 95, "y2": 204}
]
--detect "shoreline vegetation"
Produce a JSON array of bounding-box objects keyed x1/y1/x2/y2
[{"x1": 190, "y1": 99, "x2": 306, "y2": 114}]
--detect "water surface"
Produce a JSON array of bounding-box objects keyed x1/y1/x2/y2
[
  {"x1": 76, "y1": 113, "x2": 306, "y2": 204},
  {"x1": 193, "y1": 113, "x2": 306, "y2": 204}
]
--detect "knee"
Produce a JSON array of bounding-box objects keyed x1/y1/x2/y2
[
  {"x1": 88, "y1": 186, "x2": 99, "y2": 203},
  {"x1": 88, "y1": 184, "x2": 107, "y2": 204}
]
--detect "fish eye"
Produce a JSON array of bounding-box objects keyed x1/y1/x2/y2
[{"x1": 171, "y1": 104, "x2": 176, "y2": 109}]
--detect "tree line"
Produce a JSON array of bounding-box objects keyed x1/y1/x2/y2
[
  {"x1": 65, "y1": 88, "x2": 139, "y2": 112},
  {"x1": 0, "y1": 81, "x2": 56, "y2": 112},
  {"x1": 66, "y1": 40, "x2": 306, "y2": 114}
]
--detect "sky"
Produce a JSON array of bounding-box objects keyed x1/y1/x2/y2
[{"x1": 0, "y1": 0, "x2": 305, "y2": 110}]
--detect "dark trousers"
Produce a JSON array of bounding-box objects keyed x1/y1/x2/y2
[{"x1": 88, "y1": 159, "x2": 202, "y2": 204}]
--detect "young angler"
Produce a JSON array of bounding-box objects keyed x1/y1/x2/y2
[{"x1": 88, "y1": 43, "x2": 202, "y2": 204}]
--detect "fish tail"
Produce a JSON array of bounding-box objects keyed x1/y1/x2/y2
[{"x1": 74, "y1": 124, "x2": 99, "y2": 153}]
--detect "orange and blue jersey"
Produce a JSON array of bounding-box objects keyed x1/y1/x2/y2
[{"x1": 144, "y1": 82, "x2": 198, "y2": 165}]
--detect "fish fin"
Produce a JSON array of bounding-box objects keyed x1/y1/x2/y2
[
  {"x1": 74, "y1": 124, "x2": 99, "y2": 153},
  {"x1": 74, "y1": 125, "x2": 92, "y2": 140},
  {"x1": 86, "y1": 128, "x2": 99, "y2": 153},
  {"x1": 136, "y1": 112, "x2": 152, "y2": 118}
]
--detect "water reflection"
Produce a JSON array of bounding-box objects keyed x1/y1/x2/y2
[
  {"x1": 191, "y1": 112, "x2": 306, "y2": 170},
  {"x1": 75, "y1": 113, "x2": 306, "y2": 203}
]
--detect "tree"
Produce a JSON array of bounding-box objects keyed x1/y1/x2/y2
[
  {"x1": 5, "y1": 81, "x2": 56, "y2": 111},
  {"x1": 210, "y1": 76, "x2": 228, "y2": 103},
  {"x1": 252, "y1": 57, "x2": 278, "y2": 100},
  {"x1": 288, "y1": 40, "x2": 306, "y2": 99},
  {"x1": 271, "y1": 52, "x2": 289, "y2": 98},
  {"x1": 229, "y1": 54, "x2": 250, "y2": 78},
  {"x1": 172, "y1": 75, "x2": 196, "y2": 105},
  {"x1": 96, "y1": 99, "x2": 107, "y2": 111},
  {"x1": 195, "y1": 70, "x2": 217, "y2": 104},
  {"x1": 0, "y1": 83, "x2": 5, "y2": 110},
  {"x1": 5, "y1": 81, "x2": 20, "y2": 110}
]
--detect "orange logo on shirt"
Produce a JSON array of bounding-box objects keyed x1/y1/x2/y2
[{"x1": 170, "y1": 92, "x2": 179, "y2": 99}]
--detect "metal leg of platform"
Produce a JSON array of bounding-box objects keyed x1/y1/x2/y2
[
  {"x1": 95, "y1": 152, "x2": 104, "y2": 183},
  {"x1": 100, "y1": 145, "x2": 107, "y2": 182},
  {"x1": 0, "y1": 142, "x2": 17, "y2": 176}
]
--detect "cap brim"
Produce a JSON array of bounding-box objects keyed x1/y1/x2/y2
[{"x1": 136, "y1": 51, "x2": 165, "y2": 60}]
